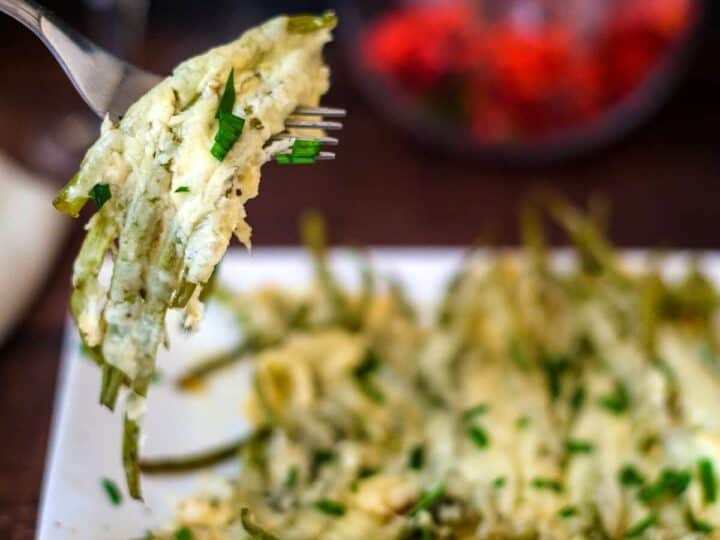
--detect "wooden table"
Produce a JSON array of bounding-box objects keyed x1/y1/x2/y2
[{"x1": 1, "y1": 14, "x2": 720, "y2": 539}]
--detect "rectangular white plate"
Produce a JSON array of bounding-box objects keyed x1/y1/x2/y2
[
  {"x1": 38, "y1": 247, "x2": 720, "y2": 539},
  {"x1": 36, "y1": 247, "x2": 467, "y2": 540}
]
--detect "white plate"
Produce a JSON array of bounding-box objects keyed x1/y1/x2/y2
[
  {"x1": 38, "y1": 247, "x2": 720, "y2": 539},
  {"x1": 36, "y1": 247, "x2": 466, "y2": 540}
]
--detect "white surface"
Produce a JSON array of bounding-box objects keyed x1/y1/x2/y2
[
  {"x1": 36, "y1": 247, "x2": 466, "y2": 540},
  {"x1": 38, "y1": 247, "x2": 720, "y2": 539},
  {"x1": 0, "y1": 154, "x2": 68, "y2": 346}
]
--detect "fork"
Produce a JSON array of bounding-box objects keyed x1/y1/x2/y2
[{"x1": 0, "y1": 0, "x2": 344, "y2": 160}]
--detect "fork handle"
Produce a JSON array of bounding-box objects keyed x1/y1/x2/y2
[{"x1": 0, "y1": 0, "x2": 45, "y2": 37}]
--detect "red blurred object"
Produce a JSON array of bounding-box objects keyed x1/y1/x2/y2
[{"x1": 361, "y1": 0, "x2": 697, "y2": 146}]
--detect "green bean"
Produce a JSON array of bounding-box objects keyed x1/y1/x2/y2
[
  {"x1": 123, "y1": 413, "x2": 142, "y2": 500},
  {"x1": 176, "y1": 341, "x2": 255, "y2": 390},
  {"x1": 100, "y1": 364, "x2": 126, "y2": 410},
  {"x1": 139, "y1": 436, "x2": 248, "y2": 474},
  {"x1": 301, "y1": 212, "x2": 347, "y2": 325},
  {"x1": 171, "y1": 280, "x2": 197, "y2": 309},
  {"x1": 240, "y1": 507, "x2": 280, "y2": 540}
]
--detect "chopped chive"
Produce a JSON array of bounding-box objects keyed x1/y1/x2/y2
[
  {"x1": 275, "y1": 154, "x2": 316, "y2": 165},
  {"x1": 698, "y1": 458, "x2": 717, "y2": 504},
  {"x1": 409, "y1": 484, "x2": 445, "y2": 516},
  {"x1": 211, "y1": 112, "x2": 245, "y2": 161},
  {"x1": 291, "y1": 139, "x2": 321, "y2": 158},
  {"x1": 516, "y1": 416, "x2": 531, "y2": 430},
  {"x1": 175, "y1": 527, "x2": 193, "y2": 540},
  {"x1": 493, "y1": 476, "x2": 507, "y2": 489},
  {"x1": 210, "y1": 70, "x2": 244, "y2": 161},
  {"x1": 174, "y1": 186, "x2": 190, "y2": 193},
  {"x1": 531, "y1": 477, "x2": 563, "y2": 493},
  {"x1": 566, "y1": 439, "x2": 594, "y2": 454},
  {"x1": 625, "y1": 513, "x2": 657, "y2": 537},
  {"x1": 315, "y1": 499, "x2": 345, "y2": 516},
  {"x1": 570, "y1": 386, "x2": 586, "y2": 411},
  {"x1": 358, "y1": 466, "x2": 379, "y2": 480},
  {"x1": 284, "y1": 466, "x2": 298, "y2": 489},
  {"x1": 542, "y1": 355, "x2": 570, "y2": 401},
  {"x1": 558, "y1": 506, "x2": 578, "y2": 519},
  {"x1": 619, "y1": 465, "x2": 645, "y2": 487},
  {"x1": 468, "y1": 425, "x2": 490, "y2": 449},
  {"x1": 638, "y1": 468, "x2": 691, "y2": 503},
  {"x1": 686, "y1": 507, "x2": 714, "y2": 533},
  {"x1": 598, "y1": 381, "x2": 630, "y2": 414},
  {"x1": 310, "y1": 449, "x2": 334, "y2": 480},
  {"x1": 216, "y1": 68, "x2": 235, "y2": 118},
  {"x1": 408, "y1": 444, "x2": 425, "y2": 470},
  {"x1": 89, "y1": 184, "x2": 111, "y2": 209},
  {"x1": 462, "y1": 403, "x2": 490, "y2": 421},
  {"x1": 100, "y1": 477, "x2": 122, "y2": 506},
  {"x1": 354, "y1": 350, "x2": 384, "y2": 403}
]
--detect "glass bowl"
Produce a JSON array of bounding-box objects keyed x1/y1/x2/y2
[{"x1": 338, "y1": 0, "x2": 704, "y2": 162}]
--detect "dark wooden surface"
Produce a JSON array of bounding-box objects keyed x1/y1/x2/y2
[{"x1": 1, "y1": 10, "x2": 720, "y2": 539}]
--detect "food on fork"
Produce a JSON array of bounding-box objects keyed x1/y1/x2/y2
[
  {"x1": 52, "y1": 13, "x2": 337, "y2": 499},
  {"x1": 147, "y1": 203, "x2": 720, "y2": 539}
]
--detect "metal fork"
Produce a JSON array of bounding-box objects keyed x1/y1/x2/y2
[{"x1": 0, "y1": 0, "x2": 344, "y2": 160}]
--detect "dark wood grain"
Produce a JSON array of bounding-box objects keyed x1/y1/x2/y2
[{"x1": 1, "y1": 13, "x2": 719, "y2": 540}]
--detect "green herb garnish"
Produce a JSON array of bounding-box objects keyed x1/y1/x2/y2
[
  {"x1": 598, "y1": 381, "x2": 630, "y2": 414},
  {"x1": 174, "y1": 186, "x2": 190, "y2": 193},
  {"x1": 100, "y1": 477, "x2": 122, "y2": 506},
  {"x1": 175, "y1": 527, "x2": 193, "y2": 540},
  {"x1": 468, "y1": 425, "x2": 490, "y2": 449},
  {"x1": 462, "y1": 403, "x2": 489, "y2": 421},
  {"x1": 531, "y1": 477, "x2": 563, "y2": 493},
  {"x1": 558, "y1": 506, "x2": 578, "y2": 519},
  {"x1": 275, "y1": 154, "x2": 316, "y2": 165},
  {"x1": 493, "y1": 476, "x2": 507, "y2": 489},
  {"x1": 542, "y1": 355, "x2": 570, "y2": 401},
  {"x1": 699, "y1": 458, "x2": 717, "y2": 504},
  {"x1": 565, "y1": 439, "x2": 594, "y2": 454},
  {"x1": 357, "y1": 466, "x2": 379, "y2": 480},
  {"x1": 353, "y1": 350, "x2": 385, "y2": 403},
  {"x1": 310, "y1": 448, "x2": 334, "y2": 480},
  {"x1": 619, "y1": 465, "x2": 645, "y2": 487},
  {"x1": 89, "y1": 184, "x2": 111, "y2": 209},
  {"x1": 686, "y1": 507, "x2": 714, "y2": 534},
  {"x1": 210, "y1": 69, "x2": 245, "y2": 162},
  {"x1": 216, "y1": 69, "x2": 235, "y2": 119},
  {"x1": 284, "y1": 465, "x2": 298, "y2": 489},
  {"x1": 276, "y1": 139, "x2": 323, "y2": 165},
  {"x1": 408, "y1": 444, "x2": 425, "y2": 470},
  {"x1": 625, "y1": 513, "x2": 657, "y2": 537},
  {"x1": 516, "y1": 416, "x2": 531, "y2": 429},
  {"x1": 570, "y1": 386, "x2": 586, "y2": 411},
  {"x1": 638, "y1": 468, "x2": 691, "y2": 503},
  {"x1": 409, "y1": 484, "x2": 445, "y2": 516},
  {"x1": 315, "y1": 499, "x2": 346, "y2": 516}
]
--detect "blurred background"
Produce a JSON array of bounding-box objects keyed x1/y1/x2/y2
[{"x1": 0, "y1": 0, "x2": 719, "y2": 537}]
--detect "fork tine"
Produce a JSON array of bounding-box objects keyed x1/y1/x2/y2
[
  {"x1": 292, "y1": 106, "x2": 346, "y2": 118},
  {"x1": 285, "y1": 120, "x2": 343, "y2": 130},
  {"x1": 271, "y1": 134, "x2": 339, "y2": 146}
]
